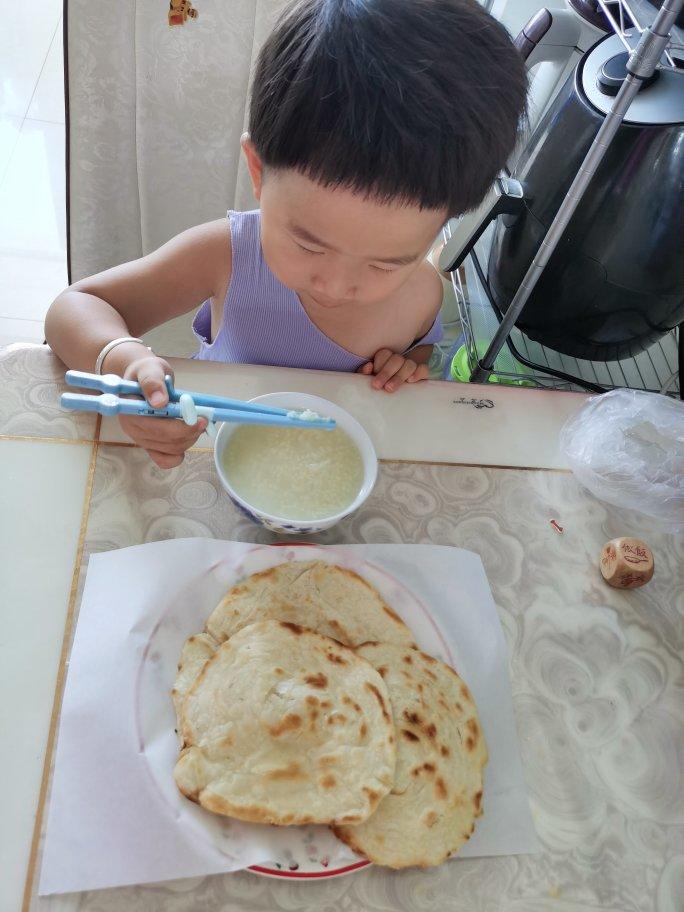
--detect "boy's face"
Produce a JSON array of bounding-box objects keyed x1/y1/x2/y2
[{"x1": 243, "y1": 139, "x2": 446, "y2": 309}]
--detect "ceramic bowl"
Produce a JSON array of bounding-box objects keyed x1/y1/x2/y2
[{"x1": 214, "y1": 392, "x2": 377, "y2": 534}]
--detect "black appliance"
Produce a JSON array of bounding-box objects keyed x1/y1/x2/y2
[
  {"x1": 490, "y1": 31, "x2": 684, "y2": 361},
  {"x1": 441, "y1": 4, "x2": 684, "y2": 365}
]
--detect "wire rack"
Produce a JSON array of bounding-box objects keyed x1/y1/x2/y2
[
  {"x1": 442, "y1": 223, "x2": 681, "y2": 397},
  {"x1": 442, "y1": 0, "x2": 682, "y2": 398}
]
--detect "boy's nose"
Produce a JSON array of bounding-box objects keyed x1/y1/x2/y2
[{"x1": 311, "y1": 269, "x2": 357, "y2": 301}]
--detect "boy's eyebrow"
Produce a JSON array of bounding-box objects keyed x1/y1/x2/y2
[{"x1": 288, "y1": 222, "x2": 421, "y2": 266}]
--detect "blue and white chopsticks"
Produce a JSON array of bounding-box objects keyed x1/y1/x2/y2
[{"x1": 60, "y1": 371, "x2": 336, "y2": 436}]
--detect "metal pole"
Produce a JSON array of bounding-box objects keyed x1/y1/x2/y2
[{"x1": 471, "y1": 0, "x2": 684, "y2": 384}]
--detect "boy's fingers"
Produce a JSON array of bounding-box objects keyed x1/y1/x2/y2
[
  {"x1": 135, "y1": 420, "x2": 207, "y2": 453},
  {"x1": 135, "y1": 436, "x2": 196, "y2": 455},
  {"x1": 122, "y1": 415, "x2": 204, "y2": 443},
  {"x1": 357, "y1": 362, "x2": 374, "y2": 375},
  {"x1": 137, "y1": 362, "x2": 170, "y2": 408},
  {"x1": 372, "y1": 349, "x2": 394, "y2": 373},
  {"x1": 407, "y1": 364, "x2": 430, "y2": 383},
  {"x1": 384, "y1": 359, "x2": 418, "y2": 392},
  {"x1": 150, "y1": 416, "x2": 207, "y2": 442},
  {"x1": 146, "y1": 449, "x2": 185, "y2": 469},
  {"x1": 372, "y1": 353, "x2": 405, "y2": 389}
]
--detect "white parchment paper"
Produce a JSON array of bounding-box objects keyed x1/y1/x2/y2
[{"x1": 39, "y1": 541, "x2": 538, "y2": 895}]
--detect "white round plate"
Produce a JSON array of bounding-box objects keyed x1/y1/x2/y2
[{"x1": 136, "y1": 543, "x2": 453, "y2": 880}]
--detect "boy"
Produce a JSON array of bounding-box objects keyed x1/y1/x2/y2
[{"x1": 46, "y1": 0, "x2": 526, "y2": 468}]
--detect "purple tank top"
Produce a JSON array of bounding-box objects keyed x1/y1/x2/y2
[{"x1": 192, "y1": 210, "x2": 442, "y2": 371}]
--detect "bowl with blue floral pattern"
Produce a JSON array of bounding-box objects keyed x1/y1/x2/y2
[{"x1": 214, "y1": 392, "x2": 377, "y2": 534}]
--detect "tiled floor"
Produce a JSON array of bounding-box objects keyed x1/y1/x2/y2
[{"x1": 0, "y1": 0, "x2": 67, "y2": 349}]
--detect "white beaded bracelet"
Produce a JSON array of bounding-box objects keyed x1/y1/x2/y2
[{"x1": 94, "y1": 337, "x2": 152, "y2": 375}]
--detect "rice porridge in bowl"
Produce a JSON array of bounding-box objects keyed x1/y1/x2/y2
[{"x1": 214, "y1": 393, "x2": 377, "y2": 533}]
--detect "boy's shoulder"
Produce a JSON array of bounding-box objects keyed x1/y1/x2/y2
[
  {"x1": 400, "y1": 260, "x2": 444, "y2": 333},
  {"x1": 197, "y1": 216, "x2": 232, "y2": 248},
  {"x1": 177, "y1": 217, "x2": 236, "y2": 336},
  {"x1": 185, "y1": 217, "x2": 233, "y2": 307},
  {"x1": 197, "y1": 216, "x2": 232, "y2": 259},
  {"x1": 169, "y1": 217, "x2": 232, "y2": 270}
]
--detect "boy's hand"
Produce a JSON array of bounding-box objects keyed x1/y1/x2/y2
[
  {"x1": 358, "y1": 349, "x2": 430, "y2": 392},
  {"x1": 118, "y1": 355, "x2": 207, "y2": 469}
]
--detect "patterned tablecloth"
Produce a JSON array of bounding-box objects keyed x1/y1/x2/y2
[{"x1": 2, "y1": 345, "x2": 682, "y2": 912}]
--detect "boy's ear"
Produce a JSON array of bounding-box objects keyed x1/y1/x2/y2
[{"x1": 241, "y1": 134, "x2": 263, "y2": 201}]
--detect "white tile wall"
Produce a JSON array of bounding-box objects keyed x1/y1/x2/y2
[{"x1": 0, "y1": 0, "x2": 67, "y2": 348}]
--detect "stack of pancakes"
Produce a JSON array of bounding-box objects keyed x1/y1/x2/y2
[{"x1": 173, "y1": 561, "x2": 487, "y2": 869}]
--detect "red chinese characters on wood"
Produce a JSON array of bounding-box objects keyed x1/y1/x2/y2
[{"x1": 600, "y1": 537, "x2": 654, "y2": 589}]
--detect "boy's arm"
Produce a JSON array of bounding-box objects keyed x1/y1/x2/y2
[
  {"x1": 45, "y1": 219, "x2": 232, "y2": 470},
  {"x1": 44, "y1": 218, "x2": 231, "y2": 375}
]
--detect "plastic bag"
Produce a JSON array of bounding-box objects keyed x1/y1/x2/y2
[{"x1": 559, "y1": 388, "x2": 684, "y2": 535}]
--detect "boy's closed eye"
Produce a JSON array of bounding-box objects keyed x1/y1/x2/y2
[
  {"x1": 296, "y1": 240, "x2": 399, "y2": 273},
  {"x1": 296, "y1": 242, "x2": 324, "y2": 256},
  {"x1": 289, "y1": 223, "x2": 419, "y2": 270}
]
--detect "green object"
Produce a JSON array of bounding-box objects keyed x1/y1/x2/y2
[{"x1": 449, "y1": 344, "x2": 533, "y2": 386}]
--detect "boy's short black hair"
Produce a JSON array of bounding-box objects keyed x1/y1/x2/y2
[{"x1": 249, "y1": 0, "x2": 527, "y2": 216}]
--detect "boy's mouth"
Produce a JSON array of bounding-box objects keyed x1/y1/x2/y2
[{"x1": 308, "y1": 292, "x2": 351, "y2": 309}]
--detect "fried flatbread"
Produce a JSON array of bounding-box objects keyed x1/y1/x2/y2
[
  {"x1": 174, "y1": 620, "x2": 396, "y2": 826},
  {"x1": 333, "y1": 643, "x2": 487, "y2": 867}
]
